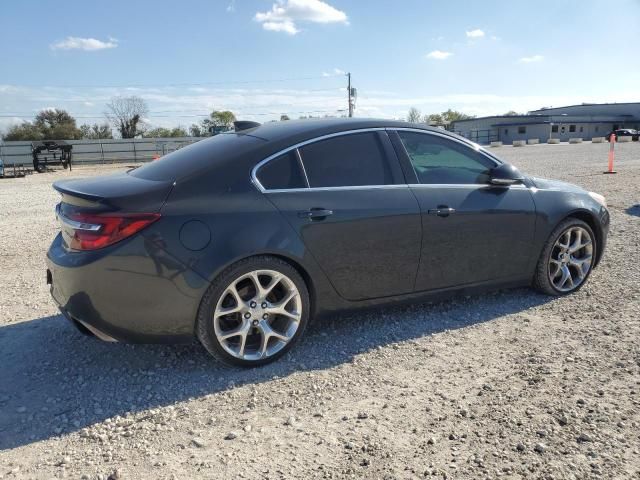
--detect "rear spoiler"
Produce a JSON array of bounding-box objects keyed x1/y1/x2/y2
[
  {"x1": 52, "y1": 173, "x2": 175, "y2": 212},
  {"x1": 234, "y1": 121, "x2": 261, "y2": 132}
]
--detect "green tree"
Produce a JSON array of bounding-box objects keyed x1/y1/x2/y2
[
  {"x1": 440, "y1": 109, "x2": 475, "y2": 123},
  {"x1": 3, "y1": 122, "x2": 44, "y2": 141},
  {"x1": 189, "y1": 124, "x2": 204, "y2": 137},
  {"x1": 406, "y1": 107, "x2": 422, "y2": 123},
  {"x1": 280, "y1": 114, "x2": 290, "y2": 121},
  {"x1": 144, "y1": 127, "x2": 188, "y2": 138},
  {"x1": 503, "y1": 110, "x2": 523, "y2": 116},
  {"x1": 105, "y1": 96, "x2": 148, "y2": 138},
  {"x1": 426, "y1": 113, "x2": 444, "y2": 125},
  {"x1": 34, "y1": 109, "x2": 82, "y2": 139},
  {"x1": 3, "y1": 109, "x2": 83, "y2": 140},
  {"x1": 425, "y1": 109, "x2": 475, "y2": 126},
  {"x1": 79, "y1": 123, "x2": 113, "y2": 139},
  {"x1": 201, "y1": 110, "x2": 236, "y2": 135}
]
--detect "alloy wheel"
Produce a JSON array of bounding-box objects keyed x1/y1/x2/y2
[
  {"x1": 548, "y1": 226, "x2": 594, "y2": 292},
  {"x1": 213, "y1": 269, "x2": 302, "y2": 361}
]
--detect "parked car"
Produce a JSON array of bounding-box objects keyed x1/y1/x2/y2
[
  {"x1": 47, "y1": 119, "x2": 610, "y2": 366},
  {"x1": 606, "y1": 129, "x2": 638, "y2": 141}
]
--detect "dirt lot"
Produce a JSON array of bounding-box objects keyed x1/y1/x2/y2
[{"x1": 1, "y1": 143, "x2": 639, "y2": 480}]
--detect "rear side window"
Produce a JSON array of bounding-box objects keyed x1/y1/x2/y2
[
  {"x1": 256, "y1": 151, "x2": 307, "y2": 190},
  {"x1": 398, "y1": 131, "x2": 493, "y2": 185},
  {"x1": 299, "y1": 132, "x2": 395, "y2": 188}
]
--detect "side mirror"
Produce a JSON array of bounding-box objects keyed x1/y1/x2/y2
[{"x1": 489, "y1": 163, "x2": 525, "y2": 186}]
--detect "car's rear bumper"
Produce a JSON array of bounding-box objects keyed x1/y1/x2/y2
[{"x1": 47, "y1": 233, "x2": 208, "y2": 343}]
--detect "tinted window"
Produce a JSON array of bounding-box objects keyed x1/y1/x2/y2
[
  {"x1": 398, "y1": 131, "x2": 493, "y2": 185},
  {"x1": 129, "y1": 133, "x2": 264, "y2": 181},
  {"x1": 299, "y1": 132, "x2": 395, "y2": 188},
  {"x1": 257, "y1": 151, "x2": 307, "y2": 190}
]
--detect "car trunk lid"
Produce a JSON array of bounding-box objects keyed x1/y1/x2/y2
[{"x1": 53, "y1": 171, "x2": 174, "y2": 212}]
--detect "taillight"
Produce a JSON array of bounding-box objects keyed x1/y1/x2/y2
[{"x1": 59, "y1": 209, "x2": 160, "y2": 251}]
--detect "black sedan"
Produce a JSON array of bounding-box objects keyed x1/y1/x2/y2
[
  {"x1": 47, "y1": 119, "x2": 610, "y2": 366},
  {"x1": 606, "y1": 129, "x2": 638, "y2": 141}
]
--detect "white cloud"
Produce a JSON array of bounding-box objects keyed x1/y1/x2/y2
[
  {"x1": 263, "y1": 19, "x2": 300, "y2": 34},
  {"x1": 519, "y1": 54, "x2": 544, "y2": 63},
  {"x1": 426, "y1": 50, "x2": 453, "y2": 60},
  {"x1": 255, "y1": 0, "x2": 348, "y2": 35},
  {"x1": 466, "y1": 29, "x2": 485, "y2": 38},
  {"x1": 50, "y1": 36, "x2": 118, "y2": 51},
  {"x1": 322, "y1": 67, "x2": 346, "y2": 77},
  {"x1": 226, "y1": 0, "x2": 236, "y2": 12}
]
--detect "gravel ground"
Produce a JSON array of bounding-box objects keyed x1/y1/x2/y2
[{"x1": 0, "y1": 143, "x2": 639, "y2": 480}]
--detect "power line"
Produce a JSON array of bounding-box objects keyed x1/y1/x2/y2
[
  {"x1": 0, "y1": 109, "x2": 347, "y2": 119},
  {"x1": 1, "y1": 101, "x2": 347, "y2": 116},
  {"x1": 10, "y1": 74, "x2": 347, "y2": 90}
]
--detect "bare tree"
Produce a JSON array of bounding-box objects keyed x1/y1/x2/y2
[
  {"x1": 406, "y1": 107, "x2": 422, "y2": 123},
  {"x1": 105, "y1": 96, "x2": 149, "y2": 138}
]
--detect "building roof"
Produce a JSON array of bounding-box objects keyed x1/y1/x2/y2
[
  {"x1": 529, "y1": 102, "x2": 640, "y2": 114},
  {"x1": 451, "y1": 114, "x2": 545, "y2": 125}
]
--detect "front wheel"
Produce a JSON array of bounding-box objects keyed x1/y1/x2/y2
[
  {"x1": 196, "y1": 256, "x2": 310, "y2": 367},
  {"x1": 533, "y1": 218, "x2": 596, "y2": 295}
]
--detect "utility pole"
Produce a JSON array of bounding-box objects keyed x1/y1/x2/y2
[{"x1": 347, "y1": 72, "x2": 353, "y2": 117}]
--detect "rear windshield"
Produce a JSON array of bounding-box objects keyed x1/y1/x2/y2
[{"x1": 129, "y1": 133, "x2": 265, "y2": 181}]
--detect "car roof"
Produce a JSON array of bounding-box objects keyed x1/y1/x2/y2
[{"x1": 233, "y1": 118, "x2": 453, "y2": 144}]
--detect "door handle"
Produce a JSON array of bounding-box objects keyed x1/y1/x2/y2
[
  {"x1": 298, "y1": 208, "x2": 334, "y2": 220},
  {"x1": 427, "y1": 206, "x2": 456, "y2": 217}
]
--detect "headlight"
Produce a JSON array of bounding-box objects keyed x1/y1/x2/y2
[{"x1": 588, "y1": 191, "x2": 607, "y2": 208}]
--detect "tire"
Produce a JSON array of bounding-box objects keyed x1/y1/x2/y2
[
  {"x1": 196, "y1": 256, "x2": 310, "y2": 367},
  {"x1": 533, "y1": 218, "x2": 597, "y2": 296}
]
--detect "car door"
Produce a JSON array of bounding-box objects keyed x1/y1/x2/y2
[
  {"x1": 253, "y1": 130, "x2": 422, "y2": 301},
  {"x1": 389, "y1": 129, "x2": 537, "y2": 292}
]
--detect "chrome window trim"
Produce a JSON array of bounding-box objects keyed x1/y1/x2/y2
[
  {"x1": 251, "y1": 127, "x2": 388, "y2": 193},
  {"x1": 294, "y1": 148, "x2": 311, "y2": 188},
  {"x1": 250, "y1": 126, "x2": 508, "y2": 194},
  {"x1": 407, "y1": 183, "x2": 528, "y2": 190},
  {"x1": 262, "y1": 184, "x2": 410, "y2": 194}
]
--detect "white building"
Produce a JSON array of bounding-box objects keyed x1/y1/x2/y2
[{"x1": 451, "y1": 102, "x2": 640, "y2": 144}]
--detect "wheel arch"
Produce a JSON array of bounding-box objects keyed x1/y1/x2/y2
[
  {"x1": 562, "y1": 209, "x2": 604, "y2": 266},
  {"x1": 263, "y1": 252, "x2": 318, "y2": 319}
]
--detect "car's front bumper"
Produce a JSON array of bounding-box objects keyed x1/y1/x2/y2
[
  {"x1": 47, "y1": 233, "x2": 208, "y2": 343},
  {"x1": 595, "y1": 205, "x2": 610, "y2": 267}
]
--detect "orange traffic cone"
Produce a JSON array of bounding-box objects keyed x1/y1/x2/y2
[{"x1": 604, "y1": 133, "x2": 617, "y2": 174}]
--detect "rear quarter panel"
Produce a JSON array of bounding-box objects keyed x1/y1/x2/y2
[{"x1": 152, "y1": 159, "x2": 341, "y2": 319}]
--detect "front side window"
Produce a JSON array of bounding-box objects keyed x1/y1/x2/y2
[
  {"x1": 257, "y1": 151, "x2": 307, "y2": 190},
  {"x1": 569, "y1": 125, "x2": 576, "y2": 132},
  {"x1": 518, "y1": 126, "x2": 526, "y2": 134},
  {"x1": 299, "y1": 132, "x2": 395, "y2": 188},
  {"x1": 552, "y1": 125, "x2": 559, "y2": 133},
  {"x1": 397, "y1": 131, "x2": 493, "y2": 185}
]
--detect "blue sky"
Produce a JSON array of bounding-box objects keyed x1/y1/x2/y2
[{"x1": 1, "y1": 0, "x2": 640, "y2": 131}]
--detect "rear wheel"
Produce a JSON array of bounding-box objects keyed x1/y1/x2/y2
[
  {"x1": 533, "y1": 218, "x2": 596, "y2": 295},
  {"x1": 196, "y1": 256, "x2": 310, "y2": 367}
]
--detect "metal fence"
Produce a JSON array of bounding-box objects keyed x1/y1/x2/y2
[{"x1": 0, "y1": 137, "x2": 202, "y2": 167}]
